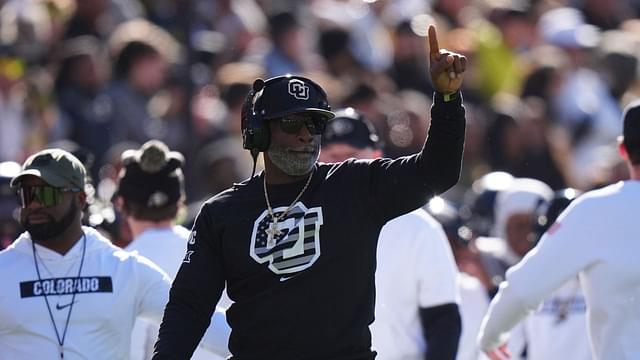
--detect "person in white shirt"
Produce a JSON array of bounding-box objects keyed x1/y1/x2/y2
[
  {"x1": 478, "y1": 99, "x2": 640, "y2": 360},
  {"x1": 320, "y1": 108, "x2": 462, "y2": 360},
  {"x1": 425, "y1": 197, "x2": 490, "y2": 360},
  {"x1": 0, "y1": 148, "x2": 171, "y2": 360},
  {"x1": 113, "y1": 140, "x2": 230, "y2": 360},
  {"x1": 507, "y1": 188, "x2": 591, "y2": 360},
  {"x1": 472, "y1": 178, "x2": 553, "y2": 297}
]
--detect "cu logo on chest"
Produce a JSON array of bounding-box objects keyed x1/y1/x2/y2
[
  {"x1": 250, "y1": 203, "x2": 323, "y2": 278},
  {"x1": 288, "y1": 79, "x2": 309, "y2": 100}
]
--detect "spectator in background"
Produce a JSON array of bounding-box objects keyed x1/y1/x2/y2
[
  {"x1": 264, "y1": 11, "x2": 305, "y2": 77},
  {"x1": 53, "y1": 36, "x2": 111, "y2": 179},
  {"x1": 485, "y1": 95, "x2": 569, "y2": 189},
  {"x1": 92, "y1": 141, "x2": 141, "y2": 248},
  {"x1": 0, "y1": 0, "x2": 52, "y2": 64},
  {"x1": 538, "y1": 7, "x2": 625, "y2": 190},
  {"x1": 311, "y1": 0, "x2": 393, "y2": 73},
  {"x1": 387, "y1": 18, "x2": 435, "y2": 96},
  {"x1": 470, "y1": 1, "x2": 535, "y2": 100},
  {"x1": 425, "y1": 197, "x2": 490, "y2": 360},
  {"x1": 473, "y1": 178, "x2": 553, "y2": 296},
  {"x1": 320, "y1": 108, "x2": 462, "y2": 360},
  {"x1": 506, "y1": 188, "x2": 591, "y2": 360},
  {"x1": 462, "y1": 171, "x2": 515, "y2": 240},
  {"x1": 0, "y1": 48, "x2": 28, "y2": 162},
  {"x1": 432, "y1": 0, "x2": 471, "y2": 28},
  {"x1": 0, "y1": 161, "x2": 21, "y2": 249},
  {"x1": 113, "y1": 140, "x2": 231, "y2": 360},
  {"x1": 0, "y1": 0, "x2": 53, "y2": 162},
  {"x1": 63, "y1": 0, "x2": 114, "y2": 40},
  {"x1": 105, "y1": 19, "x2": 185, "y2": 152},
  {"x1": 207, "y1": 0, "x2": 262, "y2": 63},
  {"x1": 579, "y1": 0, "x2": 636, "y2": 30},
  {"x1": 317, "y1": 26, "x2": 366, "y2": 81}
]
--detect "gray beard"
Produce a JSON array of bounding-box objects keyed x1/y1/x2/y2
[{"x1": 267, "y1": 138, "x2": 321, "y2": 176}]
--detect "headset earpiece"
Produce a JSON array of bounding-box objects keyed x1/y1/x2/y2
[{"x1": 241, "y1": 78, "x2": 271, "y2": 154}]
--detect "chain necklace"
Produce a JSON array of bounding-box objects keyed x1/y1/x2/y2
[
  {"x1": 31, "y1": 233, "x2": 87, "y2": 359},
  {"x1": 263, "y1": 169, "x2": 314, "y2": 247}
]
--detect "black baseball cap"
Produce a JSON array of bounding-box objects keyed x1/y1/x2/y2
[
  {"x1": 322, "y1": 108, "x2": 379, "y2": 149},
  {"x1": 623, "y1": 99, "x2": 640, "y2": 155},
  {"x1": 256, "y1": 75, "x2": 335, "y2": 122}
]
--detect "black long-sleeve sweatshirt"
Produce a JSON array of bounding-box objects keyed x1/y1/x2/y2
[{"x1": 153, "y1": 92, "x2": 466, "y2": 360}]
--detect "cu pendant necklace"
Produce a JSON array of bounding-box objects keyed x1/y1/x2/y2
[
  {"x1": 31, "y1": 233, "x2": 87, "y2": 359},
  {"x1": 263, "y1": 169, "x2": 314, "y2": 247}
]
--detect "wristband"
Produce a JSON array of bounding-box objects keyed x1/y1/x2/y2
[{"x1": 443, "y1": 91, "x2": 459, "y2": 102}]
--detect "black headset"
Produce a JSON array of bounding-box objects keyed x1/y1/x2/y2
[
  {"x1": 241, "y1": 75, "x2": 332, "y2": 156},
  {"x1": 241, "y1": 78, "x2": 270, "y2": 155}
]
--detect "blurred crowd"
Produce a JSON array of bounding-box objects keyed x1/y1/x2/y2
[{"x1": 1, "y1": 0, "x2": 640, "y2": 357}]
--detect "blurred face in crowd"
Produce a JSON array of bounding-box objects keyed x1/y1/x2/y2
[
  {"x1": 76, "y1": 0, "x2": 110, "y2": 19},
  {"x1": 0, "y1": 218, "x2": 20, "y2": 250},
  {"x1": 71, "y1": 54, "x2": 105, "y2": 92},
  {"x1": 505, "y1": 212, "x2": 535, "y2": 257},
  {"x1": 267, "y1": 113, "x2": 323, "y2": 176},
  {"x1": 130, "y1": 53, "x2": 167, "y2": 95},
  {"x1": 279, "y1": 26, "x2": 305, "y2": 62}
]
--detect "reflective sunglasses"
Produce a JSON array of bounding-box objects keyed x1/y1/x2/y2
[
  {"x1": 277, "y1": 114, "x2": 326, "y2": 135},
  {"x1": 17, "y1": 185, "x2": 81, "y2": 208}
]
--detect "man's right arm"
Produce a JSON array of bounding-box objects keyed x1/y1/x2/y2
[{"x1": 152, "y1": 203, "x2": 226, "y2": 359}]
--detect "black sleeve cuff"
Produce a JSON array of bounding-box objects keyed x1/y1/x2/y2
[{"x1": 431, "y1": 91, "x2": 464, "y2": 122}]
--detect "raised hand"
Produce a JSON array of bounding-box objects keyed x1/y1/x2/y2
[{"x1": 428, "y1": 25, "x2": 466, "y2": 95}]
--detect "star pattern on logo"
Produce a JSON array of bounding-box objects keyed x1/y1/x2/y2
[{"x1": 255, "y1": 216, "x2": 286, "y2": 248}]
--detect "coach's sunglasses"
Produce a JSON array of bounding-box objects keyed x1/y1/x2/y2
[
  {"x1": 276, "y1": 114, "x2": 326, "y2": 135},
  {"x1": 17, "y1": 185, "x2": 81, "y2": 208}
]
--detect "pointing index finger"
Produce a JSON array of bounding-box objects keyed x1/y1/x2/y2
[{"x1": 428, "y1": 25, "x2": 440, "y2": 58}]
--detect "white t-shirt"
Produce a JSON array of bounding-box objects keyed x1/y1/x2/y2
[
  {"x1": 457, "y1": 273, "x2": 490, "y2": 360},
  {"x1": 520, "y1": 278, "x2": 591, "y2": 360},
  {"x1": 478, "y1": 181, "x2": 640, "y2": 360},
  {"x1": 126, "y1": 226, "x2": 230, "y2": 360},
  {"x1": 504, "y1": 278, "x2": 591, "y2": 360},
  {"x1": 371, "y1": 209, "x2": 460, "y2": 360},
  {"x1": 126, "y1": 226, "x2": 192, "y2": 279},
  {"x1": 0, "y1": 227, "x2": 171, "y2": 360}
]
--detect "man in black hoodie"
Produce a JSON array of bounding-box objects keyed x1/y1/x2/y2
[{"x1": 154, "y1": 25, "x2": 467, "y2": 360}]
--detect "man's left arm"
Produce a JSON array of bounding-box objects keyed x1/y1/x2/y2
[
  {"x1": 419, "y1": 24, "x2": 467, "y2": 196},
  {"x1": 366, "y1": 25, "x2": 467, "y2": 222}
]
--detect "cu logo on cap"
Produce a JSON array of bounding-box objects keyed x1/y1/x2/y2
[{"x1": 288, "y1": 79, "x2": 309, "y2": 100}]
